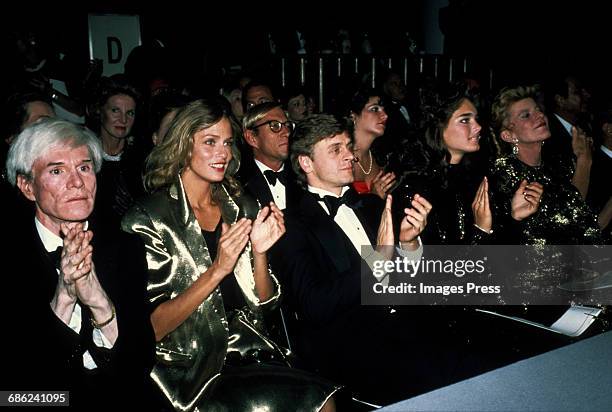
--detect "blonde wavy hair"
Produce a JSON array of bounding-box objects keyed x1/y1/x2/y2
[
  {"x1": 490, "y1": 85, "x2": 541, "y2": 155},
  {"x1": 144, "y1": 98, "x2": 242, "y2": 201}
]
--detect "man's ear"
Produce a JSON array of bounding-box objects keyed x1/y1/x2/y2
[
  {"x1": 298, "y1": 155, "x2": 313, "y2": 174},
  {"x1": 16, "y1": 175, "x2": 36, "y2": 201},
  {"x1": 243, "y1": 129, "x2": 259, "y2": 149}
]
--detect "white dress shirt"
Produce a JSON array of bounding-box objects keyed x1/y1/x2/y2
[
  {"x1": 35, "y1": 218, "x2": 113, "y2": 370},
  {"x1": 307, "y1": 185, "x2": 422, "y2": 285},
  {"x1": 554, "y1": 113, "x2": 573, "y2": 136},
  {"x1": 255, "y1": 159, "x2": 286, "y2": 210},
  {"x1": 600, "y1": 145, "x2": 612, "y2": 159}
]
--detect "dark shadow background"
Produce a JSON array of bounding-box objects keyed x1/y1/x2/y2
[{"x1": 1, "y1": 1, "x2": 608, "y2": 97}]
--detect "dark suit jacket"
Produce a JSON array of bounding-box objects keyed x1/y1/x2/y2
[
  {"x1": 269, "y1": 188, "x2": 458, "y2": 404},
  {"x1": 543, "y1": 113, "x2": 575, "y2": 167},
  {"x1": 588, "y1": 147, "x2": 612, "y2": 213},
  {"x1": 588, "y1": 147, "x2": 612, "y2": 240},
  {"x1": 242, "y1": 158, "x2": 301, "y2": 211},
  {"x1": 0, "y1": 219, "x2": 155, "y2": 410},
  {"x1": 382, "y1": 98, "x2": 418, "y2": 141}
]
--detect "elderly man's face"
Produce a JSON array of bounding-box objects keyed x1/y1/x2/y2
[{"x1": 18, "y1": 144, "x2": 96, "y2": 234}]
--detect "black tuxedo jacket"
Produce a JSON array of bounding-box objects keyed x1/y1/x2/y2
[
  {"x1": 269, "y1": 189, "x2": 470, "y2": 403},
  {"x1": 242, "y1": 158, "x2": 301, "y2": 210},
  {"x1": 382, "y1": 98, "x2": 418, "y2": 141},
  {"x1": 0, "y1": 219, "x2": 155, "y2": 410},
  {"x1": 588, "y1": 147, "x2": 612, "y2": 212},
  {"x1": 543, "y1": 113, "x2": 575, "y2": 166}
]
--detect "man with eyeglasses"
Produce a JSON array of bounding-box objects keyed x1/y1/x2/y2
[{"x1": 242, "y1": 102, "x2": 299, "y2": 210}]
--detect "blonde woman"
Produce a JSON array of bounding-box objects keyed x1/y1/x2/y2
[{"x1": 122, "y1": 98, "x2": 338, "y2": 411}]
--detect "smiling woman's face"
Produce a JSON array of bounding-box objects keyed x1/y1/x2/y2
[{"x1": 505, "y1": 98, "x2": 550, "y2": 144}]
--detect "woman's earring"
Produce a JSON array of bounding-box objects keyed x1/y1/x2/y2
[{"x1": 512, "y1": 138, "x2": 519, "y2": 156}]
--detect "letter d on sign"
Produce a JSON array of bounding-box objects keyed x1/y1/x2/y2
[{"x1": 107, "y1": 37, "x2": 122, "y2": 63}]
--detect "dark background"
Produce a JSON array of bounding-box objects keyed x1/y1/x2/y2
[{"x1": 1, "y1": 1, "x2": 608, "y2": 95}]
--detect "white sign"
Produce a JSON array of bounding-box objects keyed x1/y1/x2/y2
[{"x1": 88, "y1": 14, "x2": 141, "y2": 76}]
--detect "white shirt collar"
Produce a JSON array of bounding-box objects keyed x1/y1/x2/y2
[
  {"x1": 554, "y1": 113, "x2": 573, "y2": 136},
  {"x1": 307, "y1": 185, "x2": 349, "y2": 199},
  {"x1": 254, "y1": 159, "x2": 284, "y2": 174},
  {"x1": 34, "y1": 218, "x2": 89, "y2": 252},
  {"x1": 35, "y1": 217, "x2": 62, "y2": 252},
  {"x1": 601, "y1": 145, "x2": 612, "y2": 159}
]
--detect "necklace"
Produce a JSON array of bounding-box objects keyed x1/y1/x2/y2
[{"x1": 356, "y1": 149, "x2": 373, "y2": 175}]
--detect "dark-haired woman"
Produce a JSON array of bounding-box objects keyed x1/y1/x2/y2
[{"x1": 349, "y1": 88, "x2": 397, "y2": 198}]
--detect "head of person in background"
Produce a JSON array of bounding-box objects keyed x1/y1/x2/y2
[
  {"x1": 348, "y1": 88, "x2": 394, "y2": 197},
  {"x1": 242, "y1": 80, "x2": 277, "y2": 112},
  {"x1": 243, "y1": 102, "x2": 293, "y2": 172},
  {"x1": 382, "y1": 71, "x2": 407, "y2": 104},
  {"x1": 283, "y1": 87, "x2": 308, "y2": 122},
  {"x1": 544, "y1": 74, "x2": 591, "y2": 126},
  {"x1": 595, "y1": 103, "x2": 612, "y2": 150},
  {"x1": 422, "y1": 81, "x2": 482, "y2": 166},
  {"x1": 305, "y1": 92, "x2": 317, "y2": 116},
  {"x1": 4, "y1": 92, "x2": 56, "y2": 146},
  {"x1": 223, "y1": 87, "x2": 244, "y2": 123},
  {"x1": 149, "y1": 91, "x2": 191, "y2": 146},
  {"x1": 89, "y1": 75, "x2": 140, "y2": 157}
]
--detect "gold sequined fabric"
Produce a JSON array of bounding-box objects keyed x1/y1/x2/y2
[
  {"x1": 122, "y1": 177, "x2": 340, "y2": 411},
  {"x1": 489, "y1": 156, "x2": 602, "y2": 245}
]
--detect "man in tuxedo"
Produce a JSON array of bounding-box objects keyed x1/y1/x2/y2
[
  {"x1": 1, "y1": 119, "x2": 154, "y2": 410},
  {"x1": 241, "y1": 102, "x2": 299, "y2": 210},
  {"x1": 381, "y1": 70, "x2": 418, "y2": 139},
  {"x1": 543, "y1": 75, "x2": 594, "y2": 198},
  {"x1": 268, "y1": 114, "x2": 471, "y2": 405}
]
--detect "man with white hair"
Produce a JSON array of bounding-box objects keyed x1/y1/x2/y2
[{"x1": 1, "y1": 119, "x2": 154, "y2": 409}]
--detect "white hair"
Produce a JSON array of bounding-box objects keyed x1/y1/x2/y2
[{"x1": 5, "y1": 118, "x2": 103, "y2": 186}]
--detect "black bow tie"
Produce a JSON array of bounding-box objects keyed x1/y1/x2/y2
[
  {"x1": 263, "y1": 169, "x2": 287, "y2": 186},
  {"x1": 47, "y1": 246, "x2": 63, "y2": 269},
  {"x1": 318, "y1": 189, "x2": 361, "y2": 218}
]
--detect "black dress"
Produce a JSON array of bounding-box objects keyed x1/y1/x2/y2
[
  {"x1": 197, "y1": 222, "x2": 340, "y2": 412},
  {"x1": 489, "y1": 156, "x2": 603, "y2": 245}
]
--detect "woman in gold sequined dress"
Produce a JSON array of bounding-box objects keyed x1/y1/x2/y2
[{"x1": 490, "y1": 85, "x2": 602, "y2": 245}]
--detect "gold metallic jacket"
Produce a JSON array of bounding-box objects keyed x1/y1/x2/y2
[{"x1": 122, "y1": 177, "x2": 281, "y2": 411}]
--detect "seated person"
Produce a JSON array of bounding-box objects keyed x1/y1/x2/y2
[
  {"x1": 122, "y1": 99, "x2": 339, "y2": 411},
  {"x1": 1, "y1": 118, "x2": 154, "y2": 409}
]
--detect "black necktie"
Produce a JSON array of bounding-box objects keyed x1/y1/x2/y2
[
  {"x1": 263, "y1": 170, "x2": 287, "y2": 186},
  {"x1": 319, "y1": 189, "x2": 360, "y2": 218},
  {"x1": 47, "y1": 246, "x2": 63, "y2": 269}
]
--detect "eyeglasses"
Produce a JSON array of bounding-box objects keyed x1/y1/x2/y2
[
  {"x1": 246, "y1": 98, "x2": 274, "y2": 110},
  {"x1": 250, "y1": 119, "x2": 295, "y2": 133}
]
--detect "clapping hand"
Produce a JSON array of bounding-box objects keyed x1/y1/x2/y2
[
  {"x1": 511, "y1": 180, "x2": 544, "y2": 221},
  {"x1": 571, "y1": 126, "x2": 593, "y2": 160},
  {"x1": 399, "y1": 194, "x2": 432, "y2": 250},
  {"x1": 471, "y1": 177, "x2": 492, "y2": 232},
  {"x1": 376, "y1": 194, "x2": 432, "y2": 257},
  {"x1": 371, "y1": 171, "x2": 397, "y2": 199},
  {"x1": 58, "y1": 222, "x2": 94, "y2": 303},
  {"x1": 213, "y1": 219, "x2": 252, "y2": 276},
  {"x1": 250, "y1": 202, "x2": 286, "y2": 255}
]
